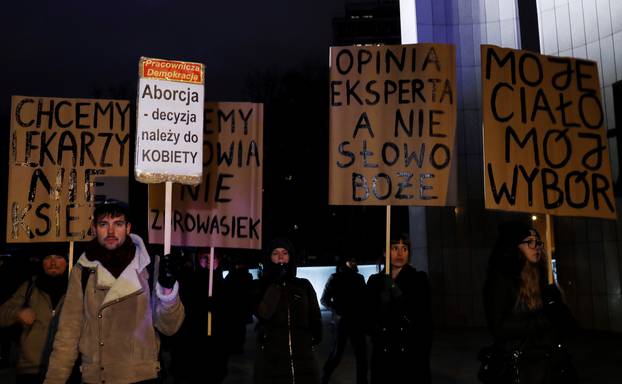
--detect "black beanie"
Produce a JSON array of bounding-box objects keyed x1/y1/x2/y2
[
  {"x1": 267, "y1": 237, "x2": 295, "y2": 257},
  {"x1": 497, "y1": 221, "x2": 533, "y2": 248},
  {"x1": 263, "y1": 237, "x2": 297, "y2": 281}
]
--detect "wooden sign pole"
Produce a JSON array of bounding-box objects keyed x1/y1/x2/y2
[
  {"x1": 68, "y1": 241, "x2": 74, "y2": 276},
  {"x1": 385, "y1": 205, "x2": 391, "y2": 276},
  {"x1": 207, "y1": 246, "x2": 214, "y2": 336},
  {"x1": 545, "y1": 214, "x2": 554, "y2": 284}
]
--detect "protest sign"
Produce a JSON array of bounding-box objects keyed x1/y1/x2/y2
[
  {"x1": 7, "y1": 96, "x2": 130, "y2": 242},
  {"x1": 329, "y1": 44, "x2": 457, "y2": 205},
  {"x1": 482, "y1": 45, "x2": 616, "y2": 219},
  {"x1": 148, "y1": 102, "x2": 263, "y2": 249},
  {"x1": 136, "y1": 57, "x2": 205, "y2": 185}
]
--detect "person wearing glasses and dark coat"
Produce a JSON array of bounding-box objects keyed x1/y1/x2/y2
[
  {"x1": 366, "y1": 235, "x2": 432, "y2": 384},
  {"x1": 482, "y1": 221, "x2": 577, "y2": 384},
  {"x1": 253, "y1": 238, "x2": 322, "y2": 384}
]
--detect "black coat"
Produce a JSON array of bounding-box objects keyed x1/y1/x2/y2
[
  {"x1": 253, "y1": 276, "x2": 322, "y2": 384},
  {"x1": 321, "y1": 267, "x2": 367, "y2": 320},
  {"x1": 483, "y1": 272, "x2": 576, "y2": 384},
  {"x1": 367, "y1": 264, "x2": 432, "y2": 384},
  {"x1": 173, "y1": 267, "x2": 229, "y2": 383}
]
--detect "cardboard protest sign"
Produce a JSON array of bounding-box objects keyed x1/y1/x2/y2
[
  {"x1": 482, "y1": 45, "x2": 616, "y2": 219},
  {"x1": 329, "y1": 44, "x2": 457, "y2": 205},
  {"x1": 148, "y1": 102, "x2": 263, "y2": 249},
  {"x1": 7, "y1": 96, "x2": 130, "y2": 242},
  {"x1": 136, "y1": 57, "x2": 205, "y2": 185}
]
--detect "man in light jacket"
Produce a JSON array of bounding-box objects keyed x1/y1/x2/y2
[{"x1": 44, "y1": 200, "x2": 184, "y2": 384}]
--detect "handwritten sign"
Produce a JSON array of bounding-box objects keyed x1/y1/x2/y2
[
  {"x1": 329, "y1": 44, "x2": 457, "y2": 205},
  {"x1": 7, "y1": 96, "x2": 130, "y2": 242},
  {"x1": 148, "y1": 102, "x2": 263, "y2": 249},
  {"x1": 482, "y1": 45, "x2": 616, "y2": 219}
]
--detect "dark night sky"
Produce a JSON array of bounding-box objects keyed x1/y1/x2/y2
[
  {"x1": 1, "y1": 1, "x2": 396, "y2": 262},
  {"x1": 0, "y1": 0, "x2": 348, "y2": 115}
]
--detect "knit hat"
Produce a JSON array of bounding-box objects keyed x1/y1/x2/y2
[
  {"x1": 497, "y1": 221, "x2": 533, "y2": 247},
  {"x1": 267, "y1": 237, "x2": 295, "y2": 257},
  {"x1": 263, "y1": 237, "x2": 297, "y2": 281}
]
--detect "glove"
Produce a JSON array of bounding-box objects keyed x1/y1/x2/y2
[
  {"x1": 158, "y1": 253, "x2": 179, "y2": 289},
  {"x1": 276, "y1": 264, "x2": 289, "y2": 285}
]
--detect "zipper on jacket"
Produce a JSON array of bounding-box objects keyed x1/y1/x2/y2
[{"x1": 286, "y1": 284, "x2": 295, "y2": 384}]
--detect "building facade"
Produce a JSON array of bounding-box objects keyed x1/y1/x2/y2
[{"x1": 398, "y1": 0, "x2": 622, "y2": 332}]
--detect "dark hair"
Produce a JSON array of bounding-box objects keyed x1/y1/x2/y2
[
  {"x1": 486, "y1": 221, "x2": 531, "y2": 275},
  {"x1": 390, "y1": 233, "x2": 411, "y2": 247},
  {"x1": 93, "y1": 199, "x2": 130, "y2": 223},
  {"x1": 483, "y1": 221, "x2": 547, "y2": 320},
  {"x1": 484, "y1": 221, "x2": 548, "y2": 312}
]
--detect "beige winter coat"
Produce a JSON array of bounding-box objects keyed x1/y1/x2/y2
[{"x1": 44, "y1": 234, "x2": 184, "y2": 384}]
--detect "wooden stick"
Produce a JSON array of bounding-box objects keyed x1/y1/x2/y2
[
  {"x1": 207, "y1": 247, "x2": 214, "y2": 336},
  {"x1": 68, "y1": 240, "x2": 74, "y2": 276},
  {"x1": 545, "y1": 214, "x2": 554, "y2": 284},
  {"x1": 385, "y1": 205, "x2": 391, "y2": 276},
  {"x1": 164, "y1": 181, "x2": 173, "y2": 256}
]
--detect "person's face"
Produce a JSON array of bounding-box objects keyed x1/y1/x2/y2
[
  {"x1": 345, "y1": 260, "x2": 358, "y2": 272},
  {"x1": 198, "y1": 254, "x2": 209, "y2": 269},
  {"x1": 271, "y1": 248, "x2": 290, "y2": 264},
  {"x1": 93, "y1": 214, "x2": 131, "y2": 251},
  {"x1": 518, "y1": 230, "x2": 542, "y2": 264},
  {"x1": 390, "y1": 243, "x2": 409, "y2": 268},
  {"x1": 42, "y1": 255, "x2": 67, "y2": 276},
  {"x1": 197, "y1": 253, "x2": 219, "y2": 269}
]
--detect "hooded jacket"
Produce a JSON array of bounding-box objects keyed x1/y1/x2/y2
[
  {"x1": 44, "y1": 234, "x2": 185, "y2": 384},
  {"x1": 253, "y1": 239, "x2": 322, "y2": 384}
]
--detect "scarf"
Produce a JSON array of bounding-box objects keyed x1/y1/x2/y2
[
  {"x1": 35, "y1": 273, "x2": 68, "y2": 309},
  {"x1": 85, "y1": 237, "x2": 136, "y2": 278}
]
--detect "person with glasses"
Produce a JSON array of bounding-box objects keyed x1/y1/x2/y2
[
  {"x1": 482, "y1": 221, "x2": 577, "y2": 384},
  {"x1": 43, "y1": 200, "x2": 184, "y2": 384}
]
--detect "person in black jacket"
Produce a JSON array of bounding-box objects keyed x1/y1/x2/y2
[
  {"x1": 367, "y1": 235, "x2": 432, "y2": 384},
  {"x1": 223, "y1": 258, "x2": 254, "y2": 355},
  {"x1": 483, "y1": 221, "x2": 576, "y2": 384},
  {"x1": 172, "y1": 249, "x2": 229, "y2": 383},
  {"x1": 253, "y1": 238, "x2": 322, "y2": 384},
  {"x1": 320, "y1": 256, "x2": 368, "y2": 384}
]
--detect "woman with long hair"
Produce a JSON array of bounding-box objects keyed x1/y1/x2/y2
[{"x1": 482, "y1": 221, "x2": 576, "y2": 384}]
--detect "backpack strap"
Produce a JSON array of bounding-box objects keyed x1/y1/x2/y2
[{"x1": 22, "y1": 276, "x2": 37, "y2": 308}]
